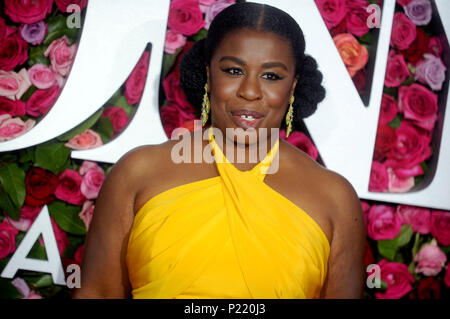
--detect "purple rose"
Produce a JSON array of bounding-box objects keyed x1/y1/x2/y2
[
  {"x1": 18, "y1": 21, "x2": 47, "y2": 45},
  {"x1": 205, "y1": 1, "x2": 235, "y2": 29},
  {"x1": 404, "y1": 0, "x2": 432, "y2": 26},
  {"x1": 415, "y1": 53, "x2": 447, "y2": 91}
]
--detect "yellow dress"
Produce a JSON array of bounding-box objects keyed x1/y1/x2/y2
[{"x1": 126, "y1": 126, "x2": 330, "y2": 299}]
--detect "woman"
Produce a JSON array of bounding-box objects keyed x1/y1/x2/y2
[{"x1": 73, "y1": 2, "x2": 366, "y2": 299}]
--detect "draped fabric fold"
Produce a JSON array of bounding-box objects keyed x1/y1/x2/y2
[{"x1": 126, "y1": 126, "x2": 330, "y2": 299}]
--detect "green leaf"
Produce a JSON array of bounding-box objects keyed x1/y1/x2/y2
[
  {"x1": 191, "y1": 28, "x2": 208, "y2": 42},
  {"x1": 18, "y1": 148, "x2": 36, "y2": 164},
  {"x1": 0, "y1": 188, "x2": 20, "y2": 220},
  {"x1": 0, "y1": 278, "x2": 22, "y2": 299},
  {"x1": 113, "y1": 96, "x2": 134, "y2": 117},
  {"x1": 27, "y1": 45, "x2": 50, "y2": 67},
  {"x1": 380, "y1": 279, "x2": 388, "y2": 290},
  {"x1": 441, "y1": 245, "x2": 450, "y2": 255},
  {"x1": 43, "y1": 15, "x2": 79, "y2": 46},
  {"x1": 48, "y1": 201, "x2": 86, "y2": 235},
  {"x1": 358, "y1": 32, "x2": 372, "y2": 44},
  {"x1": 56, "y1": 108, "x2": 104, "y2": 142},
  {"x1": 383, "y1": 86, "x2": 398, "y2": 100},
  {"x1": 26, "y1": 274, "x2": 54, "y2": 288},
  {"x1": 0, "y1": 153, "x2": 17, "y2": 163},
  {"x1": 420, "y1": 161, "x2": 428, "y2": 175},
  {"x1": 93, "y1": 117, "x2": 114, "y2": 140},
  {"x1": 396, "y1": 225, "x2": 413, "y2": 247},
  {"x1": 27, "y1": 241, "x2": 47, "y2": 260},
  {"x1": 401, "y1": 77, "x2": 415, "y2": 86},
  {"x1": 20, "y1": 85, "x2": 38, "y2": 102},
  {"x1": 162, "y1": 52, "x2": 181, "y2": 79},
  {"x1": 377, "y1": 239, "x2": 397, "y2": 260},
  {"x1": 388, "y1": 114, "x2": 402, "y2": 129},
  {"x1": 35, "y1": 141, "x2": 71, "y2": 174},
  {"x1": 0, "y1": 163, "x2": 26, "y2": 210}
]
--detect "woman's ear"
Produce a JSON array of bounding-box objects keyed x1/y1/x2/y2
[{"x1": 290, "y1": 76, "x2": 299, "y2": 97}]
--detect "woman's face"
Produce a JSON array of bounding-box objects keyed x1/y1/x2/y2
[{"x1": 206, "y1": 28, "x2": 298, "y2": 146}]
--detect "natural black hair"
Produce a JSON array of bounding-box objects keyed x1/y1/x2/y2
[{"x1": 179, "y1": 1, "x2": 326, "y2": 131}]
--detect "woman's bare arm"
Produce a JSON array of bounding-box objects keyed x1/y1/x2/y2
[
  {"x1": 72, "y1": 146, "x2": 153, "y2": 298},
  {"x1": 320, "y1": 173, "x2": 367, "y2": 298}
]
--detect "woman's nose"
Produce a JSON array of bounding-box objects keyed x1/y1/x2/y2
[{"x1": 237, "y1": 75, "x2": 262, "y2": 101}]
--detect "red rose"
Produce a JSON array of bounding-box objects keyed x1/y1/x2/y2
[
  {"x1": 124, "y1": 51, "x2": 150, "y2": 105},
  {"x1": 39, "y1": 217, "x2": 70, "y2": 255},
  {"x1": 416, "y1": 277, "x2": 440, "y2": 299},
  {"x1": 380, "y1": 94, "x2": 398, "y2": 125},
  {"x1": 390, "y1": 13, "x2": 417, "y2": 51},
  {"x1": 55, "y1": 0, "x2": 87, "y2": 12},
  {"x1": 375, "y1": 259, "x2": 415, "y2": 299},
  {"x1": 430, "y1": 210, "x2": 450, "y2": 246},
  {"x1": 352, "y1": 68, "x2": 367, "y2": 95},
  {"x1": 384, "y1": 50, "x2": 411, "y2": 88},
  {"x1": 54, "y1": 169, "x2": 86, "y2": 206},
  {"x1": 369, "y1": 161, "x2": 389, "y2": 192},
  {"x1": 315, "y1": 0, "x2": 347, "y2": 29},
  {"x1": 26, "y1": 85, "x2": 61, "y2": 117},
  {"x1": 374, "y1": 124, "x2": 396, "y2": 162},
  {"x1": 385, "y1": 120, "x2": 431, "y2": 169},
  {"x1": 0, "y1": 32, "x2": 28, "y2": 71},
  {"x1": 329, "y1": 17, "x2": 347, "y2": 37},
  {"x1": 4, "y1": 0, "x2": 53, "y2": 24},
  {"x1": 0, "y1": 220, "x2": 19, "y2": 259},
  {"x1": 101, "y1": 106, "x2": 128, "y2": 136},
  {"x1": 279, "y1": 130, "x2": 319, "y2": 160},
  {"x1": 397, "y1": 0, "x2": 412, "y2": 6},
  {"x1": 25, "y1": 167, "x2": 58, "y2": 206},
  {"x1": 0, "y1": 97, "x2": 26, "y2": 117},
  {"x1": 364, "y1": 240, "x2": 374, "y2": 268},
  {"x1": 401, "y1": 28, "x2": 430, "y2": 65},
  {"x1": 74, "y1": 244, "x2": 84, "y2": 265},
  {"x1": 427, "y1": 37, "x2": 442, "y2": 57},
  {"x1": 160, "y1": 103, "x2": 197, "y2": 138},
  {"x1": 399, "y1": 83, "x2": 438, "y2": 131},
  {"x1": 346, "y1": 0, "x2": 370, "y2": 37},
  {"x1": 0, "y1": 18, "x2": 6, "y2": 41},
  {"x1": 163, "y1": 68, "x2": 197, "y2": 113},
  {"x1": 168, "y1": 0, "x2": 206, "y2": 36}
]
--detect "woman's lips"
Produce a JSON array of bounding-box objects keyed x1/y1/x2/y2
[{"x1": 231, "y1": 114, "x2": 264, "y2": 129}]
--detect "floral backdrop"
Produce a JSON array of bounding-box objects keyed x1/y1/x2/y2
[{"x1": 0, "y1": 0, "x2": 449, "y2": 299}]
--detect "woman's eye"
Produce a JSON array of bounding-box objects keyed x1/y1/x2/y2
[
  {"x1": 262, "y1": 72, "x2": 282, "y2": 81},
  {"x1": 222, "y1": 67, "x2": 243, "y2": 76}
]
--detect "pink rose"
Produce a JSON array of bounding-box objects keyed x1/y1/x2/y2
[
  {"x1": 64, "y1": 129, "x2": 103, "y2": 150},
  {"x1": 79, "y1": 160, "x2": 101, "y2": 176},
  {"x1": 430, "y1": 210, "x2": 450, "y2": 246},
  {"x1": 0, "y1": 69, "x2": 31, "y2": 100},
  {"x1": 396, "y1": 204, "x2": 430, "y2": 234},
  {"x1": 28, "y1": 64, "x2": 60, "y2": 90},
  {"x1": 393, "y1": 164, "x2": 424, "y2": 179},
  {"x1": 4, "y1": 0, "x2": 53, "y2": 24},
  {"x1": 384, "y1": 50, "x2": 412, "y2": 88},
  {"x1": 199, "y1": 0, "x2": 216, "y2": 13},
  {"x1": 80, "y1": 166, "x2": 105, "y2": 199},
  {"x1": 39, "y1": 217, "x2": 70, "y2": 255},
  {"x1": 414, "y1": 241, "x2": 447, "y2": 276},
  {"x1": 374, "y1": 124, "x2": 396, "y2": 162},
  {"x1": 124, "y1": 51, "x2": 150, "y2": 105},
  {"x1": 11, "y1": 278, "x2": 43, "y2": 299},
  {"x1": 0, "y1": 32, "x2": 28, "y2": 71},
  {"x1": 379, "y1": 94, "x2": 398, "y2": 125},
  {"x1": 367, "y1": 204, "x2": 402, "y2": 240},
  {"x1": 44, "y1": 36, "x2": 77, "y2": 76},
  {"x1": 315, "y1": 0, "x2": 347, "y2": 29},
  {"x1": 163, "y1": 67, "x2": 197, "y2": 112},
  {"x1": 0, "y1": 113, "x2": 35, "y2": 142},
  {"x1": 385, "y1": 120, "x2": 431, "y2": 169},
  {"x1": 160, "y1": 103, "x2": 197, "y2": 138},
  {"x1": 26, "y1": 85, "x2": 61, "y2": 117},
  {"x1": 333, "y1": 33, "x2": 369, "y2": 77},
  {"x1": 414, "y1": 53, "x2": 447, "y2": 91},
  {"x1": 375, "y1": 259, "x2": 415, "y2": 299},
  {"x1": 55, "y1": 0, "x2": 88, "y2": 12},
  {"x1": 369, "y1": 161, "x2": 389, "y2": 192},
  {"x1": 387, "y1": 166, "x2": 415, "y2": 193},
  {"x1": 168, "y1": 0, "x2": 206, "y2": 36},
  {"x1": 360, "y1": 200, "x2": 371, "y2": 225},
  {"x1": 279, "y1": 129, "x2": 319, "y2": 160},
  {"x1": 346, "y1": 0, "x2": 370, "y2": 37},
  {"x1": 100, "y1": 106, "x2": 128, "y2": 136},
  {"x1": 0, "y1": 219, "x2": 19, "y2": 259},
  {"x1": 390, "y1": 13, "x2": 417, "y2": 50},
  {"x1": 79, "y1": 201, "x2": 94, "y2": 231},
  {"x1": 399, "y1": 83, "x2": 438, "y2": 131},
  {"x1": 0, "y1": 96, "x2": 26, "y2": 117},
  {"x1": 164, "y1": 29, "x2": 186, "y2": 54},
  {"x1": 427, "y1": 37, "x2": 442, "y2": 57},
  {"x1": 6, "y1": 205, "x2": 42, "y2": 232},
  {"x1": 54, "y1": 169, "x2": 86, "y2": 206},
  {"x1": 205, "y1": 0, "x2": 235, "y2": 29}
]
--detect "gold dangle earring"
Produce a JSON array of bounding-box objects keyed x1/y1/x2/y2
[
  {"x1": 201, "y1": 83, "x2": 210, "y2": 127},
  {"x1": 285, "y1": 95, "x2": 294, "y2": 137}
]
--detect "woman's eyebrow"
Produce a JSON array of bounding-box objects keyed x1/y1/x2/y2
[{"x1": 219, "y1": 56, "x2": 288, "y2": 71}]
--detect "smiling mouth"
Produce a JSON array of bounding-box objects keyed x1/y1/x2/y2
[{"x1": 230, "y1": 109, "x2": 265, "y2": 129}]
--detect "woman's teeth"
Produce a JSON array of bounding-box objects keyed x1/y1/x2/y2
[{"x1": 241, "y1": 115, "x2": 256, "y2": 121}]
